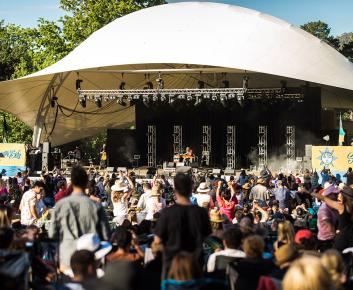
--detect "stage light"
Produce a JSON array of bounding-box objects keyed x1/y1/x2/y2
[
  {"x1": 187, "y1": 94, "x2": 193, "y2": 101},
  {"x1": 160, "y1": 94, "x2": 167, "y2": 102},
  {"x1": 143, "y1": 95, "x2": 150, "y2": 108},
  {"x1": 127, "y1": 96, "x2": 133, "y2": 101},
  {"x1": 228, "y1": 93, "x2": 235, "y2": 99},
  {"x1": 117, "y1": 97, "x2": 127, "y2": 106},
  {"x1": 204, "y1": 93, "x2": 211, "y2": 99},
  {"x1": 178, "y1": 94, "x2": 185, "y2": 100},
  {"x1": 242, "y1": 76, "x2": 249, "y2": 90},
  {"x1": 156, "y1": 73, "x2": 164, "y2": 90},
  {"x1": 119, "y1": 82, "x2": 126, "y2": 90},
  {"x1": 152, "y1": 94, "x2": 158, "y2": 102},
  {"x1": 280, "y1": 80, "x2": 287, "y2": 95},
  {"x1": 94, "y1": 95, "x2": 102, "y2": 108},
  {"x1": 212, "y1": 95, "x2": 217, "y2": 101},
  {"x1": 198, "y1": 80, "x2": 205, "y2": 89},
  {"x1": 76, "y1": 79, "x2": 83, "y2": 91},
  {"x1": 194, "y1": 97, "x2": 202, "y2": 106},
  {"x1": 79, "y1": 95, "x2": 86, "y2": 108},
  {"x1": 134, "y1": 94, "x2": 140, "y2": 100},
  {"x1": 220, "y1": 94, "x2": 227, "y2": 107},
  {"x1": 144, "y1": 81, "x2": 153, "y2": 90},
  {"x1": 50, "y1": 95, "x2": 58, "y2": 108},
  {"x1": 169, "y1": 97, "x2": 175, "y2": 104}
]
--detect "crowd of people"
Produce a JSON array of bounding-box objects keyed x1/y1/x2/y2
[{"x1": 0, "y1": 165, "x2": 353, "y2": 290}]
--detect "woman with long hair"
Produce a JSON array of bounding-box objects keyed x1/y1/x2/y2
[
  {"x1": 321, "y1": 249, "x2": 346, "y2": 290},
  {"x1": 274, "y1": 220, "x2": 295, "y2": 250},
  {"x1": 315, "y1": 186, "x2": 353, "y2": 251}
]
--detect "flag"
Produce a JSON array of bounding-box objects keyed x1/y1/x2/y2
[
  {"x1": 3, "y1": 115, "x2": 10, "y2": 143},
  {"x1": 338, "y1": 114, "x2": 345, "y2": 145}
]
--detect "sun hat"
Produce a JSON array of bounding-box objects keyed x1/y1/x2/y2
[
  {"x1": 210, "y1": 208, "x2": 225, "y2": 223},
  {"x1": 275, "y1": 244, "x2": 298, "y2": 266},
  {"x1": 76, "y1": 233, "x2": 112, "y2": 260},
  {"x1": 197, "y1": 182, "x2": 210, "y2": 193},
  {"x1": 111, "y1": 180, "x2": 128, "y2": 192},
  {"x1": 294, "y1": 229, "x2": 313, "y2": 244}
]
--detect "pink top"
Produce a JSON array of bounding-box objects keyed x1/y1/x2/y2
[
  {"x1": 0, "y1": 187, "x2": 8, "y2": 197},
  {"x1": 216, "y1": 194, "x2": 238, "y2": 221}
]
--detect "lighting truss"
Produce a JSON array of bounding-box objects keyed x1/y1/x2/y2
[{"x1": 77, "y1": 87, "x2": 303, "y2": 103}]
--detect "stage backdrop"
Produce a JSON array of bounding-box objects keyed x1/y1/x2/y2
[
  {"x1": 312, "y1": 146, "x2": 353, "y2": 172},
  {"x1": 0, "y1": 143, "x2": 26, "y2": 176}
]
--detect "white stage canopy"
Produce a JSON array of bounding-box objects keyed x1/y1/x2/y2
[{"x1": 0, "y1": 2, "x2": 352, "y2": 146}]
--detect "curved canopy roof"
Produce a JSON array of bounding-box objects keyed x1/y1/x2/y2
[{"x1": 0, "y1": 2, "x2": 352, "y2": 146}]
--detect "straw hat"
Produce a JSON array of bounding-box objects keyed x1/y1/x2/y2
[
  {"x1": 111, "y1": 180, "x2": 128, "y2": 192},
  {"x1": 210, "y1": 208, "x2": 225, "y2": 223},
  {"x1": 197, "y1": 182, "x2": 210, "y2": 193}
]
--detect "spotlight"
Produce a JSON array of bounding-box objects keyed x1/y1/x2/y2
[
  {"x1": 178, "y1": 94, "x2": 185, "y2": 100},
  {"x1": 143, "y1": 81, "x2": 153, "y2": 90},
  {"x1": 228, "y1": 93, "x2": 235, "y2": 99},
  {"x1": 242, "y1": 76, "x2": 249, "y2": 90},
  {"x1": 169, "y1": 97, "x2": 175, "y2": 104},
  {"x1": 160, "y1": 94, "x2": 167, "y2": 102},
  {"x1": 204, "y1": 93, "x2": 211, "y2": 99},
  {"x1": 50, "y1": 95, "x2": 58, "y2": 108},
  {"x1": 222, "y1": 80, "x2": 230, "y2": 88},
  {"x1": 94, "y1": 95, "x2": 102, "y2": 108},
  {"x1": 119, "y1": 82, "x2": 126, "y2": 90},
  {"x1": 194, "y1": 97, "x2": 202, "y2": 106},
  {"x1": 280, "y1": 80, "x2": 287, "y2": 95},
  {"x1": 156, "y1": 73, "x2": 164, "y2": 90},
  {"x1": 76, "y1": 79, "x2": 83, "y2": 91},
  {"x1": 187, "y1": 94, "x2": 193, "y2": 101},
  {"x1": 220, "y1": 94, "x2": 227, "y2": 107},
  {"x1": 198, "y1": 80, "x2": 205, "y2": 89},
  {"x1": 117, "y1": 97, "x2": 127, "y2": 106},
  {"x1": 211, "y1": 95, "x2": 217, "y2": 101},
  {"x1": 79, "y1": 95, "x2": 86, "y2": 108},
  {"x1": 143, "y1": 95, "x2": 150, "y2": 108},
  {"x1": 152, "y1": 94, "x2": 158, "y2": 102}
]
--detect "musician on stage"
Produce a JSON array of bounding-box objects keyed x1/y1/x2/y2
[
  {"x1": 99, "y1": 144, "x2": 108, "y2": 169},
  {"x1": 74, "y1": 146, "x2": 82, "y2": 164},
  {"x1": 182, "y1": 147, "x2": 195, "y2": 165}
]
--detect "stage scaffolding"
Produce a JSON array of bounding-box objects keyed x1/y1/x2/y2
[
  {"x1": 147, "y1": 125, "x2": 156, "y2": 167},
  {"x1": 202, "y1": 125, "x2": 212, "y2": 166},
  {"x1": 258, "y1": 125, "x2": 268, "y2": 168},
  {"x1": 173, "y1": 125, "x2": 183, "y2": 155},
  {"x1": 286, "y1": 125, "x2": 295, "y2": 167},
  {"x1": 226, "y1": 125, "x2": 236, "y2": 169}
]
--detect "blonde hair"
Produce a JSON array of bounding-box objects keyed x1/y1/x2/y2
[
  {"x1": 112, "y1": 191, "x2": 124, "y2": 203},
  {"x1": 277, "y1": 220, "x2": 295, "y2": 245},
  {"x1": 283, "y1": 256, "x2": 335, "y2": 290},
  {"x1": 0, "y1": 179, "x2": 6, "y2": 188},
  {"x1": 321, "y1": 249, "x2": 345, "y2": 289},
  {"x1": 0, "y1": 205, "x2": 12, "y2": 228}
]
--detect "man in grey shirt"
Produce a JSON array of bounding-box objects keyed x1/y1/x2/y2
[
  {"x1": 249, "y1": 178, "x2": 269, "y2": 202},
  {"x1": 49, "y1": 166, "x2": 110, "y2": 271}
]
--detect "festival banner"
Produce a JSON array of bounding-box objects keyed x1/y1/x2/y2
[
  {"x1": 0, "y1": 143, "x2": 26, "y2": 176},
  {"x1": 312, "y1": 146, "x2": 353, "y2": 172}
]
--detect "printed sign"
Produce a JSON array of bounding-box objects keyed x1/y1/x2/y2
[
  {"x1": 0, "y1": 143, "x2": 26, "y2": 176},
  {"x1": 312, "y1": 146, "x2": 353, "y2": 172}
]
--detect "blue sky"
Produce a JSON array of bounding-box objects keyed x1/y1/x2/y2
[{"x1": 0, "y1": 0, "x2": 352, "y2": 36}]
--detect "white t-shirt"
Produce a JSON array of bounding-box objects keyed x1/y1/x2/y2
[
  {"x1": 145, "y1": 196, "x2": 166, "y2": 220},
  {"x1": 207, "y1": 248, "x2": 245, "y2": 272},
  {"x1": 20, "y1": 190, "x2": 37, "y2": 225},
  {"x1": 194, "y1": 193, "x2": 211, "y2": 207},
  {"x1": 137, "y1": 190, "x2": 152, "y2": 212},
  {"x1": 113, "y1": 198, "x2": 128, "y2": 217}
]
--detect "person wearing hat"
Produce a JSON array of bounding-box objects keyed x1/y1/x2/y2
[
  {"x1": 316, "y1": 184, "x2": 340, "y2": 252},
  {"x1": 314, "y1": 185, "x2": 353, "y2": 251},
  {"x1": 193, "y1": 182, "x2": 214, "y2": 209},
  {"x1": 272, "y1": 244, "x2": 299, "y2": 280},
  {"x1": 145, "y1": 183, "x2": 166, "y2": 221},
  {"x1": 249, "y1": 178, "x2": 269, "y2": 203},
  {"x1": 111, "y1": 172, "x2": 135, "y2": 226},
  {"x1": 216, "y1": 180, "x2": 238, "y2": 221}
]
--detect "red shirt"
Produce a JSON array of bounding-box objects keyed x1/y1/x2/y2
[
  {"x1": 55, "y1": 188, "x2": 70, "y2": 202},
  {"x1": 216, "y1": 194, "x2": 238, "y2": 221}
]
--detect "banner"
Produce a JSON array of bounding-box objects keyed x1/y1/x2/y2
[
  {"x1": 0, "y1": 143, "x2": 26, "y2": 176},
  {"x1": 312, "y1": 146, "x2": 353, "y2": 172}
]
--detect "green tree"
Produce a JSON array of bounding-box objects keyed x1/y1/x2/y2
[{"x1": 301, "y1": 21, "x2": 339, "y2": 49}]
